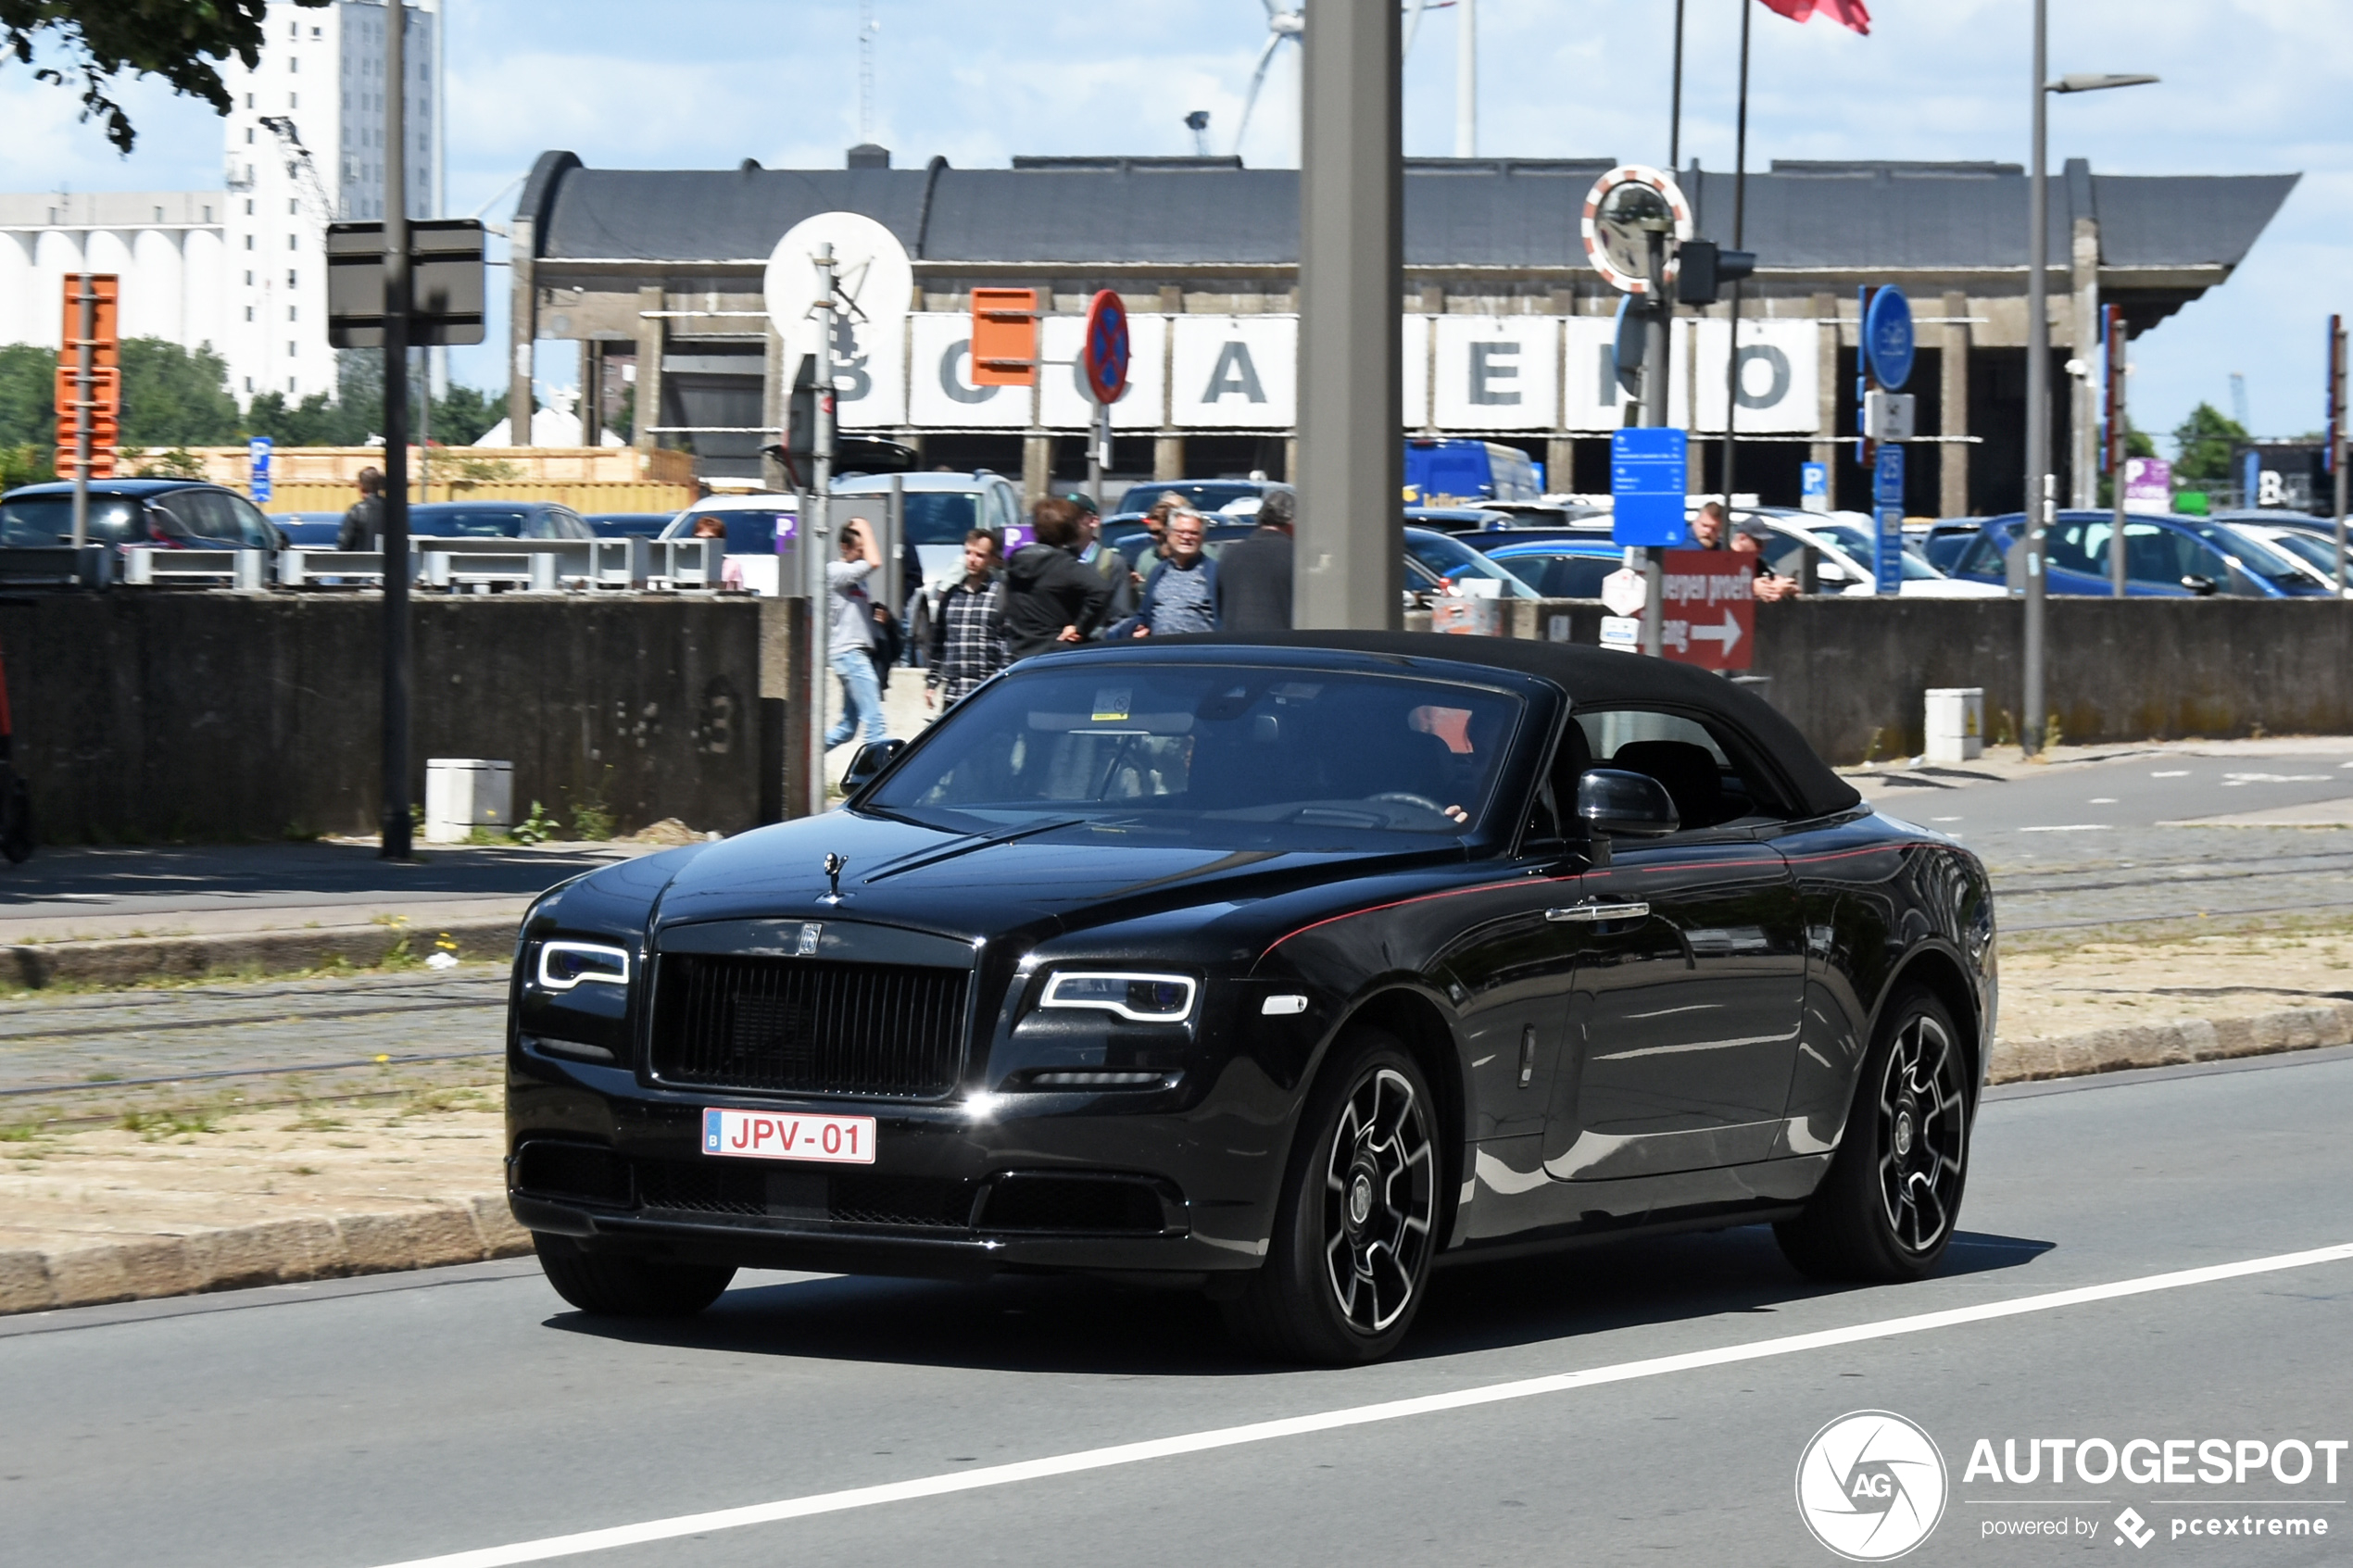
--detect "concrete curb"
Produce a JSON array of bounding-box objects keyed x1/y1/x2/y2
[
  {"x1": 2, "y1": 1001, "x2": 2347, "y2": 1318},
  {"x1": 1988, "y1": 999, "x2": 2353, "y2": 1084},
  {"x1": 0, "y1": 1194, "x2": 531, "y2": 1315},
  {"x1": 2, "y1": 916, "x2": 520, "y2": 989}
]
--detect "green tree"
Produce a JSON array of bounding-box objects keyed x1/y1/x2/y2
[
  {"x1": 118, "y1": 336, "x2": 238, "y2": 446},
  {"x1": 0, "y1": 343, "x2": 57, "y2": 449},
  {"x1": 432, "y1": 384, "x2": 506, "y2": 446},
  {"x1": 2171, "y1": 402, "x2": 2247, "y2": 483},
  {"x1": 2, "y1": 0, "x2": 329, "y2": 154}
]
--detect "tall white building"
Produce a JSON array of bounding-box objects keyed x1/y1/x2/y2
[
  {"x1": 0, "y1": 0, "x2": 443, "y2": 407},
  {"x1": 218, "y1": 0, "x2": 445, "y2": 401}
]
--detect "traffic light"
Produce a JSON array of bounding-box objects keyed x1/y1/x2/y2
[{"x1": 1676, "y1": 240, "x2": 1756, "y2": 307}]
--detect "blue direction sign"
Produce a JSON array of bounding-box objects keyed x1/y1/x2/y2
[
  {"x1": 1864, "y1": 285, "x2": 1915, "y2": 391},
  {"x1": 247, "y1": 435, "x2": 273, "y2": 503},
  {"x1": 1800, "y1": 460, "x2": 1829, "y2": 512},
  {"x1": 1611, "y1": 428, "x2": 1688, "y2": 546},
  {"x1": 1872, "y1": 443, "x2": 1906, "y2": 593}
]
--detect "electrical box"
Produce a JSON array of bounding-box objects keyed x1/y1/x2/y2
[
  {"x1": 424, "y1": 759, "x2": 514, "y2": 843},
  {"x1": 1924, "y1": 688, "x2": 1984, "y2": 763}
]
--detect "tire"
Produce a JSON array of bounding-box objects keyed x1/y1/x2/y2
[
  {"x1": 1776, "y1": 985, "x2": 1971, "y2": 1282},
  {"x1": 0, "y1": 771, "x2": 31, "y2": 864},
  {"x1": 533, "y1": 1232, "x2": 736, "y2": 1318},
  {"x1": 1222, "y1": 1028, "x2": 1441, "y2": 1364}
]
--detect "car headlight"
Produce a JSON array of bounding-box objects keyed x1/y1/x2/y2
[
  {"x1": 537, "y1": 940, "x2": 630, "y2": 991},
  {"x1": 1039, "y1": 970, "x2": 1196, "y2": 1023}
]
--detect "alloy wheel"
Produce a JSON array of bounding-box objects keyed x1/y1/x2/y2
[
  {"x1": 1875, "y1": 1011, "x2": 1966, "y2": 1254},
  {"x1": 1319, "y1": 1066, "x2": 1436, "y2": 1334}
]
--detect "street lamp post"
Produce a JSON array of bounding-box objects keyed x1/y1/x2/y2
[{"x1": 2020, "y1": 4, "x2": 2157, "y2": 756}]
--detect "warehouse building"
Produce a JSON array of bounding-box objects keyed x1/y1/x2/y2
[{"x1": 508, "y1": 147, "x2": 2293, "y2": 516}]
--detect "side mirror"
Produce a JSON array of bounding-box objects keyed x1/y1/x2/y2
[
  {"x1": 1576, "y1": 768, "x2": 1680, "y2": 839},
  {"x1": 842, "y1": 738, "x2": 904, "y2": 794},
  {"x1": 2180, "y1": 574, "x2": 2219, "y2": 597}
]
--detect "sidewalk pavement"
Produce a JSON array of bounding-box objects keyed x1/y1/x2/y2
[{"x1": 1842, "y1": 733, "x2": 2353, "y2": 799}]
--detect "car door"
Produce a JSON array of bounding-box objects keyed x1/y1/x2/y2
[{"x1": 1540, "y1": 706, "x2": 1807, "y2": 1182}]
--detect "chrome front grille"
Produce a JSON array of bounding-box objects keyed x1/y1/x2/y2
[{"x1": 649, "y1": 953, "x2": 969, "y2": 1098}]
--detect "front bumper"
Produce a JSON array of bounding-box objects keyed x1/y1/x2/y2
[{"x1": 506, "y1": 1041, "x2": 1285, "y2": 1280}]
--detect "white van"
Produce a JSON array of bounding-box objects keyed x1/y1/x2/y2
[
  {"x1": 656, "y1": 493, "x2": 799, "y2": 596},
  {"x1": 829, "y1": 470, "x2": 1026, "y2": 620}
]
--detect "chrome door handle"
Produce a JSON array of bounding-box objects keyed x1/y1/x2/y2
[{"x1": 1547, "y1": 901, "x2": 1650, "y2": 922}]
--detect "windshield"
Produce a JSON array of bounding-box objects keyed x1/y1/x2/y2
[
  {"x1": 2183, "y1": 521, "x2": 2319, "y2": 587},
  {"x1": 1495, "y1": 550, "x2": 1618, "y2": 598},
  {"x1": 1403, "y1": 529, "x2": 1538, "y2": 597},
  {"x1": 865, "y1": 662, "x2": 1525, "y2": 846},
  {"x1": 410, "y1": 508, "x2": 532, "y2": 538},
  {"x1": 662, "y1": 508, "x2": 794, "y2": 555},
  {"x1": 0, "y1": 495, "x2": 142, "y2": 546},
  {"x1": 2259, "y1": 529, "x2": 2344, "y2": 580},
  {"x1": 1116, "y1": 481, "x2": 1265, "y2": 515}
]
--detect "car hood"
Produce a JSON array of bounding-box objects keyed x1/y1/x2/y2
[{"x1": 624, "y1": 810, "x2": 1449, "y2": 945}]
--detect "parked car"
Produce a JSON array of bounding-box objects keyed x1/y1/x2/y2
[
  {"x1": 1908, "y1": 520, "x2": 1987, "y2": 573},
  {"x1": 656, "y1": 494, "x2": 801, "y2": 596},
  {"x1": 1402, "y1": 525, "x2": 1539, "y2": 598},
  {"x1": 585, "y1": 512, "x2": 675, "y2": 539},
  {"x1": 2225, "y1": 522, "x2": 2351, "y2": 596},
  {"x1": 1403, "y1": 438, "x2": 1541, "y2": 504},
  {"x1": 1403, "y1": 505, "x2": 1515, "y2": 534},
  {"x1": 832, "y1": 470, "x2": 1026, "y2": 620},
  {"x1": 507, "y1": 633, "x2": 1991, "y2": 1362},
  {"x1": 1740, "y1": 513, "x2": 2000, "y2": 598},
  {"x1": 1945, "y1": 511, "x2": 2330, "y2": 597},
  {"x1": 270, "y1": 511, "x2": 348, "y2": 547},
  {"x1": 0, "y1": 478, "x2": 283, "y2": 552},
  {"x1": 1114, "y1": 478, "x2": 1289, "y2": 518},
  {"x1": 1479, "y1": 537, "x2": 1629, "y2": 599},
  {"x1": 404, "y1": 501, "x2": 594, "y2": 542}
]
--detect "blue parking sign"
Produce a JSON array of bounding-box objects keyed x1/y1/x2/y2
[
  {"x1": 1872, "y1": 443, "x2": 1904, "y2": 508},
  {"x1": 1875, "y1": 506, "x2": 1905, "y2": 594},
  {"x1": 248, "y1": 436, "x2": 273, "y2": 504},
  {"x1": 1611, "y1": 428, "x2": 1689, "y2": 546},
  {"x1": 1800, "y1": 461, "x2": 1829, "y2": 512}
]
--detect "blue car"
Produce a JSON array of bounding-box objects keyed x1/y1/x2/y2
[
  {"x1": 1944, "y1": 511, "x2": 2328, "y2": 597},
  {"x1": 1478, "y1": 536, "x2": 1629, "y2": 599}
]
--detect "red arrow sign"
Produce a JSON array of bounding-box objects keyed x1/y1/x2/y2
[{"x1": 1657, "y1": 549, "x2": 1755, "y2": 671}]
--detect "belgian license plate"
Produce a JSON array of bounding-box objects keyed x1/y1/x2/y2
[{"x1": 702, "y1": 1108, "x2": 876, "y2": 1164}]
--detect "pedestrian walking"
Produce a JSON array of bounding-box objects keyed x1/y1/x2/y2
[
  {"x1": 336, "y1": 466, "x2": 386, "y2": 551},
  {"x1": 1003, "y1": 496, "x2": 1113, "y2": 659},
  {"x1": 824, "y1": 516, "x2": 890, "y2": 752},
  {"x1": 1212, "y1": 485, "x2": 1294, "y2": 633},
  {"x1": 1066, "y1": 492, "x2": 1136, "y2": 628},
  {"x1": 1123, "y1": 509, "x2": 1218, "y2": 636},
  {"x1": 924, "y1": 528, "x2": 1009, "y2": 709}
]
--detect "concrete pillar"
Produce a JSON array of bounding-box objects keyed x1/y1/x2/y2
[
  {"x1": 2069, "y1": 215, "x2": 2101, "y2": 510},
  {"x1": 1295, "y1": 0, "x2": 1403, "y2": 631},
  {"x1": 1153, "y1": 435, "x2": 1186, "y2": 480},
  {"x1": 634, "y1": 285, "x2": 664, "y2": 454},
  {"x1": 761, "y1": 322, "x2": 787, "y2": 493},
  {"x1": 1021, "y1": 433, "x2": 1053, "y2": 511},
  {"x1": 508, "y1": 213, "x2": 535, "y2": 446},
  {"x1": 1546, "y1": 437, "x2": 1578, "y2": 494},
  {"x1": 1940, "y1": 290, "x2": 1970, "y2": 517},
  {"x1": 579, "y1": 341, "x2": 602, "y2": 446},
  {"x1": 1809, "y1": 291, "x2": 1839, "y2": 483}
]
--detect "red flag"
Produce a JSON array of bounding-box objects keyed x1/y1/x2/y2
[{"x1": 1758, "y1": 0, "x2": 1871, "y2": 35}]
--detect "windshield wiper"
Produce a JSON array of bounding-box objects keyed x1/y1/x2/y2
[{"x1": 859, "y1": 816, "x2": 1086, "y2": 884}]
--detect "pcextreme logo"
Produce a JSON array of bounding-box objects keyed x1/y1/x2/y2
[{"x1": 1796, "y1": 1411, "x2": 1950, "y2": 1562}]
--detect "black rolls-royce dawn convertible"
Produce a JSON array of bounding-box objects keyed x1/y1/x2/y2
[{"x1": 508, "y1": 633, "x2": 1994, "y2": 1363}]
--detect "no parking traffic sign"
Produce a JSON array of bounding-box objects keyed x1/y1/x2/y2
[{"x1": 1081, "y1": 290, "x2": 1129, "y2": 407}]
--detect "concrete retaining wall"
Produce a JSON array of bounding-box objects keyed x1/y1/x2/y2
[
  {"x1": 1509, "y1": 596, "x2": 2353, "y2": 764},
  {"x1": 0, "y1": 594, "x2": 791, "y2": 843}
]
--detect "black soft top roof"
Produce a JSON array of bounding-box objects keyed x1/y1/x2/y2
[{"x1": 1053, "y1": 631, "x2": 1861, "y2": 821}]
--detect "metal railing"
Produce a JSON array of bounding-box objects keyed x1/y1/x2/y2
[{"x1": 12, "y1": 536, "x2": 725, "y2": 595}]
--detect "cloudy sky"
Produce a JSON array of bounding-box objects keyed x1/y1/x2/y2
[{"x1": 3, "y1": 0, "x2": 2343, "y2": 445}]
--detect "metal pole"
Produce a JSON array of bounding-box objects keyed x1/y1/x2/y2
[
  {"x1": 2107, "y1": 304, "x2": 2127, "y2": 597},
  {"x1": 2021, "y1": 0, "x2": 2050, "y2": 757},
  {"x1": 380, "y1": 0, "x2": 413, "y2": 858},
  {"x1": 803, "y1": 245, "x2": 837, "y2": 814},
  {"x1": 1718, "y1": 0, "x2": 1751, "y2": 509},
  {"x1": 69, "y1": 273, "x2": 93, "y2": 549},
  {"x1": 2332, "y1": 314, "x2": 2347, "y2": 597},
  {"x1": 1667, "y1": 0, "x2": 1685, "y2": 169},
  {"x1": 1641, "y1": 230, "x2": 1669, "y2": 431},
  {"x1": 1087, "y1": 401, "x2": 1106, "y2": 508},
  {"x1": 884, "y1": 472, "x2": 904, "y2": 631},
  {"x1": 1296, "y1": 0, "x2": 1403, "y2": 630},
  {"x1": 1453, "y1": 0, "x2": 1477, "y2": 158}
]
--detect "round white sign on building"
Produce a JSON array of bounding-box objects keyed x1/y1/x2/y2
[{"x1": 764, "y1": 211, "x2": 913, "y2": 429}]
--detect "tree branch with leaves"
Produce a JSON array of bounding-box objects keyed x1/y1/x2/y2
[{"x1": 2, "y1": 0, "x2": 331, "y2": 154}]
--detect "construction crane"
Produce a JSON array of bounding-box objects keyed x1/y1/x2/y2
[{"x1": 258, "y1": 116, "x2": 340, "y2": 223}]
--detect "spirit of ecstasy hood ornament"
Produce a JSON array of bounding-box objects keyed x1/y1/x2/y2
[{"x1": 822, "y1": 852, "x2": 847, "y2": 902}]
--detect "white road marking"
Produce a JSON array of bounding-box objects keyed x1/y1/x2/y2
[
  {"x1": 367, "y1": 1242, "x2": 2353, "y2": 1568},
  {"x1": 2088, "y1": 797, "x2": 2118, "y2": 805},
  {"x1": 2018, "y1": 823, "x2": 2112, "y2": 833},
  {"x1": 2152, "y1": 771, "x2": 2190, "y2": 778},
  {"x1": 1931, "y1": 817, "x2": 1961, "y2": 822}
]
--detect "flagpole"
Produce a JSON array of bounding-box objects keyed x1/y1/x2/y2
[{"x1": 1667, "y1": 0, "x2": 1686, "y2": 169}]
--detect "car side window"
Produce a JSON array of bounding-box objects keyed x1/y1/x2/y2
[
  {"x1": 1575, "y1": 707, "x2": 1786, "y2": 832},
  {"x1": 225, "y1": 495, "x2": 278, "y2": 549},
  {"x1": 2046, "y1": 518, "x2": 2100, "y2": 575},
  {"x1": 1956, "y1": 533, "x2": 2006, "y2": 579}
]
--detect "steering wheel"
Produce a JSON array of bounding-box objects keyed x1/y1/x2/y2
[{"x1": 1369, "y1": 791, "x2": 1446, "y2": 815}]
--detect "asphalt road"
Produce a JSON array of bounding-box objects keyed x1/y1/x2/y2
[{"x1": 7, "y1": 1045, "x2": 2349, "y2": 1568}]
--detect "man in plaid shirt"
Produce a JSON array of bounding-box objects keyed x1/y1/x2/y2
[{"x1": 924, "y1": 528, "x2": 1011, "y2": 709}]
